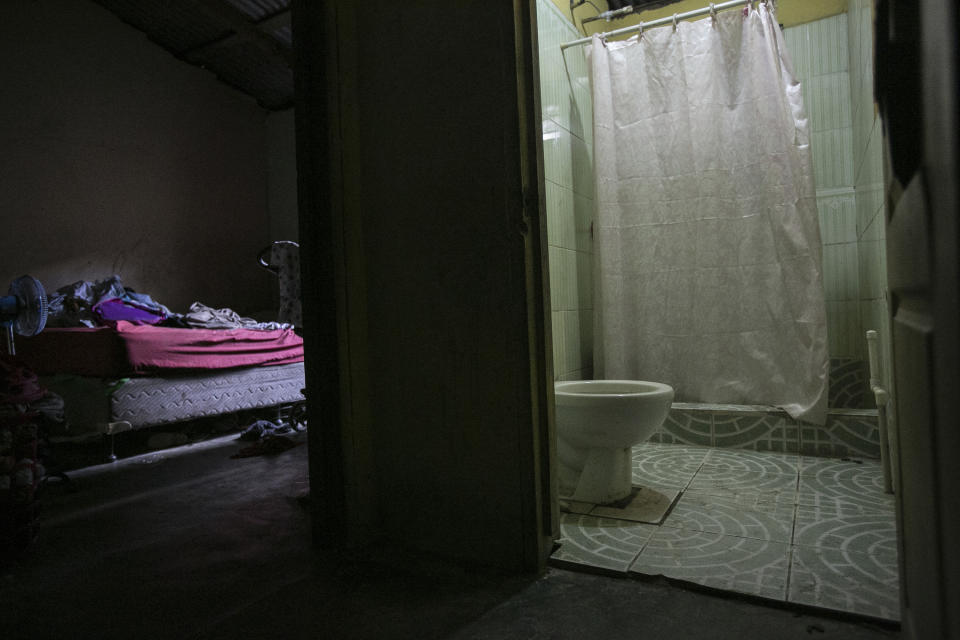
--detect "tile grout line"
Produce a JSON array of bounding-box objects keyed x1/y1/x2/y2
[{"x1": 783, "y1": 466, "x2": 802, "y2": 602}]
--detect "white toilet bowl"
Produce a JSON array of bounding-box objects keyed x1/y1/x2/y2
[{"x1": 555, "y1": 380, "x2": 674, "y2": 504}]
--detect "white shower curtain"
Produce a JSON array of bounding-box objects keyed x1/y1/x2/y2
[{"x1": 587, "y1": 3, "x2": 828, "y2": 423}]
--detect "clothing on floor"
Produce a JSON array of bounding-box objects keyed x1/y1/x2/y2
[{"x1": 231, "y1": 434, "x2": 300, "y2": 458}]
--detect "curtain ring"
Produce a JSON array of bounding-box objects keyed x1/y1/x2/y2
[{"x1": 672, "y1": 13, "x2": 679, "y2": 30}]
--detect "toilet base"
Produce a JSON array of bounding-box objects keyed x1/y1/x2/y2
[{"x1": 559, "y1": 446, "x2": 634, "y2": 505}]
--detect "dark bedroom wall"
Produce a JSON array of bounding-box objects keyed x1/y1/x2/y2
[
  {"x1": 267, "y1": 108, "x2": 299, "y2": 244},
  {"x1": 0, "y1": 0, "x2": 274, "y2": 315}
]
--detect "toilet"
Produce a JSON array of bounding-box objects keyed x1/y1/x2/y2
[{"x1": 555, "y1": 380, "x2": 674, "y2": 505}]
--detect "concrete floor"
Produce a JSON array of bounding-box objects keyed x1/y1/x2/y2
[{"x1": 2, "y1": 435, "x2": 900, "y2": 640}]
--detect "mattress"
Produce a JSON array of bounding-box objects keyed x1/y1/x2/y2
[
  {"x1": 18, "y1": 321, "x2": 303, "y2": 377},
  {"x1": 111, "y1": 363, "x2": 306, "y2": 428},
  {"x1": 42, "y1": 363, "x2": 305, "y2": 432}
]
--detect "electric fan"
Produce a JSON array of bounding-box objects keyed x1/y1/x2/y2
[{"x1": 0, "y1": 275, "x2": 48, "y2": 355}]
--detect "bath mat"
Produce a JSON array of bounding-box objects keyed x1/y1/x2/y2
[{"x1": 588, "y1": 486, "x2": 680, "y2": 525}]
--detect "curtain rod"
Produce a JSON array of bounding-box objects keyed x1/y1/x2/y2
[{"x1": 561, "y1": 0, "x2": 765, "y2": 50}]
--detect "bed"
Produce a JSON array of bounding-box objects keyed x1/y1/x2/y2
[{"x1": 15, "y1": 321, "x2": 305, "y2": 448}]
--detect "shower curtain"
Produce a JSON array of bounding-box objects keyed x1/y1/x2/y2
[{"x1": 587, "y1": 3, "x2": 828, "y2": 423}]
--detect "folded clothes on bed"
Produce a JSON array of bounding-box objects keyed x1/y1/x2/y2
[
  {"x1": 46, "y1": 276, "x2": 290, "y2": 333},
  {"x1": 93, "y1": 298, "x2": 165, "y2": 326},
  {"x1": 184, "y1": 302, "x2": 290, "y2": 331}
]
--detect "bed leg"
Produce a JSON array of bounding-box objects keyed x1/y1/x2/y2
[{"x1": 103, "y1": 421, "x2": 133, "y2": 463}]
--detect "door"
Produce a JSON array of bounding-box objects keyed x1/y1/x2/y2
[
  {"x1": 292, "y1": 0, "x2": 557, "y2": 571},
  {"x1": 878, "y1": 1, "x2": 960, "y2": 637}
]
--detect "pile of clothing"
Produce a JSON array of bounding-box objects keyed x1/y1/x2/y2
[
  {"x1": 47, "y1": 275, "x2": 290, "y2": 331},
  {"x1": 0, "y1": 357, "x2": 65, "y2": 565},
  {"x1": 47, "y1": 276, "x2": 173, "y2": 328},
  {"x1": 230, "y1": 419, "x2": 302, "y2": 459}
]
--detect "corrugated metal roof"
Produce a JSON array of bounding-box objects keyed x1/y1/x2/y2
[
  {"x1": 270, "y1": 24, "x2": 292, "y2": 48},
  {"x1": 191, "y1": 39, "x2": 293, "y2": 109},
  {"x1": 223, "y1": 0, "x2": 288, "y2": 21},
  {"x1": 93, "y1": 0, "x2": 292, "y2": 110}
]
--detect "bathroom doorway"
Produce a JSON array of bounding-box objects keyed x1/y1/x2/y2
[{"x1": 537, "y1": 0, "x2": 901, "y2": 621}]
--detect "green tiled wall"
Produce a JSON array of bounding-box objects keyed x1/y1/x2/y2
[
  {"x1": 847, "y1": 0, "x2": 894, "y2": 422},
  {"x1": 784, "y1": 14, "x2": 861, "y2": 361},
  {"x1": 785, "y1": 8, "x2": 890, "y2": 409},
  {"x1": 538, "y1": 0, "x2": 594, "y2": 381}
]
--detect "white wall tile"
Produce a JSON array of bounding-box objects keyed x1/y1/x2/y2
[
  {"x1": 548, "y1": 246, "x2": 561, "y2": 311},
  {"x1": 811, "y1": 128, "x2": 854, "y2": 189},
  {"x1": 552, "y1": 310, "x2": 566, "y2": 373},
  {"x1": 561, "y1": 309, "x2": 582, "y2": 374},
  {"x1": 808, "y1": 14, "x2": 849, "y2": 76},
  {"x1": 806, "y1": 73, "x2": 852, "y2": 132},
  {"x1": 822, "y1": 242, "x2": 860, "y2": 301},
  {"x1": 549, "y1": 246, "x2": 580, "y2": 311},
  {"x1": 855, "y1": 183, "x2": 884, "y2": 239},
  {"x1": 576, "y1": 250, "x2": 593, "y2": 308},
  {"x1": 856, "y1": 121, "x2": 884, "y2": 187},
  {"x1": 826, "y1": 300, "x2": 863, "y2": 358},
  {"x1": 817, "y1": 193, "x2": 857, "y2": 245},
  {"x1": 784, "y1": 27, "x2": 810, "y2": 80},
  {"x1": 859, "y1": 298, "x2": 887, "y2": 338},
  {"x1": 574, "y1": 192, "x2": 593, "y2": 252},
  {"x1": 545, "y1": 179, "x2": 561, "y2": 247},
  {"x1": 579, "y1": 308, "x2": 594, "y2": 374},
  {"x1": 858, "y1": 239, "x2": 884, "y2": 300},
  {"x1": 538, "y1": 0, "x2": 595, "y2": 380},
  {"x1": 547, "y1": 181, "x2": 577, "y2": 249}
]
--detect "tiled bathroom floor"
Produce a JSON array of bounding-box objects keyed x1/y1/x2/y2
[{"x1": 551, "y1": 442, "x2": 899, "y2": 621}]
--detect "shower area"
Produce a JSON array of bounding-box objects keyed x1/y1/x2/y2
[{"x1": 538, "y1": 0, "x2": 898, "y2": 622}]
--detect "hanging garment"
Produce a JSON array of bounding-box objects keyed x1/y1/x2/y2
[
  {"x1": 587, "y1": 4, "x2": 828, "y2": 423},
  {"x1": 269, "y1": 241, "x2": 302, "y2": 328}
]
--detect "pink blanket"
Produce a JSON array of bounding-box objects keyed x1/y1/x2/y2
[{"x1": 17, "y1": 321, "x2": 303, "y2": 377}]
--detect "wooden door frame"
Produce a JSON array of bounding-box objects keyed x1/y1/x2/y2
[
  {"x1": 290, "y1": 0, "x2": 556, "y2": 569},
  {"x1": 879, "y1": 0, "x2": 959, "y2": 636}
]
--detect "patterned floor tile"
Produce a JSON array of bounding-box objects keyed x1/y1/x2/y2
[
  {"x1": 702, "y1": 449, "x2": 801, "y2": 475},
  {"x1": 829, "y1": 357, "x2": 867, "y2": 409},
  {"x1": 798, "y1": 458, "x2": 894, "y2": 512},
  {"x1": 711, "y1": 412, "x2": 797, "y2": 452},
  {"x1": 631, "y1": 443, "x2": 710, "y2": 490},
  {"x1": 658, "y1": 409, "x2": 713, "y2": 446},
  {"x1": 554, "y1": 444, "x2": 900, "y2": 621},
  {"x1": 687, "y1": 466, "x2": 798, "y2": 503},
  {"x1": 629, "y1": 528, "x2": 790, "y2": 600},
  {"x1": 788, "y1": 544, "x2": 900, "y2": 620},
  {"x1": 662, "y1": 491, "x2": 796, "y2": 543},
  {"x1": 794, "y1": 505, "x2": 897, "y2": 557},
  {"x1": 551, "y1": 514, "x2": 657, "y2": 573}
]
